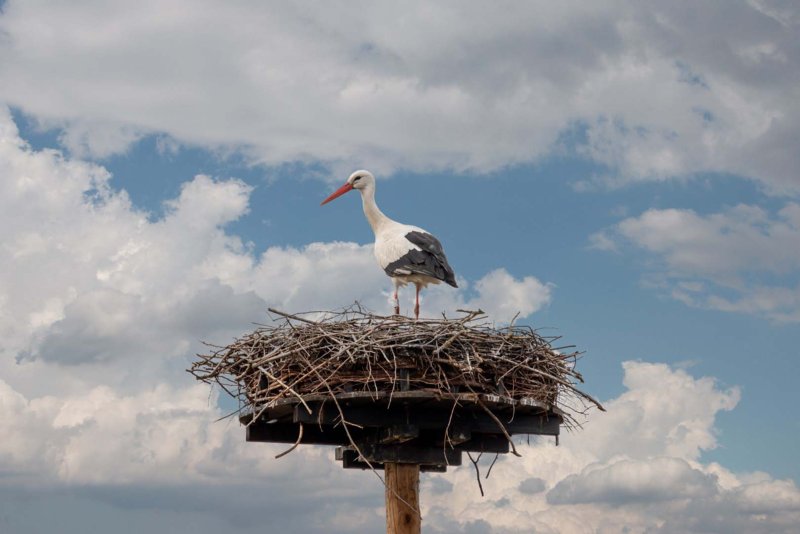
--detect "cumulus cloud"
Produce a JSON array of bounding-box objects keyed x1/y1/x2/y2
[
  {"x1": 422, "y1": 361, "x2": 799, "y2": 534},
  {"x1": 1, "y1": 1, "x2": 799, "y2": 192},
  {"x1": 573, "y1": 361, "x2": 740, "y2": 461},
  {"x1": 466, "y1": 269, "x2": 553, "y2": 319},
  {"x1": 0, "y1": 377, "x2": 387, "y2": 532},
  {"x1": 518, "y1": 477, "x2": 547, "y2": 495},
  {"x1": 593, "y1": 203, "x2": 800, "y2": 321},
  {"x1": 0, "y1": 115, "x2": 270, "y2": 392},
  {"x1": 2, "y1": 361, "x2": 797, "y2": 533},
  {"x1": 546, "y1": 457, "x2": 718, "y2": 505}
]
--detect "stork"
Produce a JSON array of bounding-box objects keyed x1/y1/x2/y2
[{"x1": 321, "y1": 170, "x2": 457, "y2": 319}]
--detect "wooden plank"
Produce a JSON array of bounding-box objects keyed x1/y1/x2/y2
[
  {"x1": 359, "y1": 444, "x2": 462, "y2": 466},
  {"x1": 246, "y1": 422, "x2": 348, "y2": 445},
  {"x1": 247, "y1": 421, "x2": 548, "y2": 454},
  {"x1": 379, "y1": 424, "x2": 419, "y2": 444},
  {"x1": 335, "y1": 448, "x2": 447, "y2": 472},
  {"x1": 456, "y1": 433, "x2": 510, "y2": 454},
  {"x1": 385, "y1": 463, "x2": 421, "y2": 534},
  {"x1": 438, "y1": 425, "x2": 471, "y2": 446},
  {"x1": 258, "y1": 390, "x2": 561, "y2": 416},
  {"x1": 293, "y1": 402, "x2": 561, "y2": 436}
]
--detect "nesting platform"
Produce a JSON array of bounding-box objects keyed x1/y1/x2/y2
[
  {"x1": 191, "y1": 307, "x2": 601, "y2": 534},
  {"x1": 191, "y1": 306, "x2": 601, "y2": 472},
  {"x1": 243, "y1": 389, "x2": 563, "y2": 472}
]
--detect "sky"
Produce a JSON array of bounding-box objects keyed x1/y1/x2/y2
[{"x1": 1, "y1": 1, "x2": 799, "y2": 532}]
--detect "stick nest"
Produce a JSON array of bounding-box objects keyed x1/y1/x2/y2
[{"x1": 189, "y1": 306, "x2": 603, "y2": 427}]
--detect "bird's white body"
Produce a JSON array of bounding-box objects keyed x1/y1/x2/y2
[
  {"x1": 321, "y1": 170, "x2": 457, "y2": 318},
  {"x1": 373, "y1": 223, "x2": 441, "y2": 289}
]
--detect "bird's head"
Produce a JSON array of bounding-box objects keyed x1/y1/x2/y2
[{"x1": 321, "y1": 170, "x2": 374, "y2": 205}]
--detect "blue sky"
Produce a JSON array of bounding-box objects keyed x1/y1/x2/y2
[{"x1": 2, "y1": 2, "x2": 799, "y2": 533}]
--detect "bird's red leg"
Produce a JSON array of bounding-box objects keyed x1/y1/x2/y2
[
  {"x1": 393, "y1": 289, "x2": 400, "y2": 315},
  {"x1": 414, "y1": 284, "x2": 420, "y2": 320}
]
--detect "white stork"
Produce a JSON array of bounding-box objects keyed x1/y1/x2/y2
[{"x1": 321, "y1": 170, "x2": 457, "y2": 319}]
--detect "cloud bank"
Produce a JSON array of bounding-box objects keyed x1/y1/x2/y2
[
  {"x1": 1, "y1": 1, "x2": 798, "y2": 192},
  {"x1": 423, "y1": 362, "x2": 799, "y2": 534}
]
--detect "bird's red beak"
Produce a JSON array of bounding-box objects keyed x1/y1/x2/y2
[{"x1": 320, "y1": 182, "x2": 354, "y2": 205}]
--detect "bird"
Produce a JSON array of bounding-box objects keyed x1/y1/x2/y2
[{"x1": 321, "y1": 170, "x2": 457, "y2": 319}]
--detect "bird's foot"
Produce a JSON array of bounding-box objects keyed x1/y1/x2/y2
[
  {"x1": 394, "y1": 305, "x2": 400, "y2": 315},
  {"x1": 414, "y1": 304, "x2": 420, "y2": 320}
]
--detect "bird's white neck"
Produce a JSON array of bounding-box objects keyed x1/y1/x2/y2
[{"x1": 360, "y1": 185, "x2": 391, "y2": 234}]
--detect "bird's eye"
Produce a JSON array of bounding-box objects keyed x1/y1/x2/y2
[{"x1": 353, "y1": 176, "x2": 361, "y2": 183}]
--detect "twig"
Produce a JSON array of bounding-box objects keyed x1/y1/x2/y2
[
  {"x1": 475, "y1": 395, "x2": 522, "y2": 457},
  {"x1": 485, "y1": 453, "x2": 500, "y2": 479},
  {"x1": 274, "y1": 423, "x2": 304, "y2": 459},
  {"x1": 259, "y1": 367, "x2": 312, "y2": 415},
  {"x1": 467, "y1": 452, "x2": 485, "y2": 497},
  {"x1": 268, "y1": 308, "x2": 318, "y2": 324}
]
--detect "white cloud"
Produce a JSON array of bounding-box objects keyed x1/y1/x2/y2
[
  {"x1": 0, "y1": 105, "x2": 797, "y2": 532},
  {"x1": 1, "y1": 2, "x2": 799, "y2": 192},
  {"x1": 466, "y1": 269, "x2": 553, "y2": 319},
  {"x1": 616, "y1": 204, "x2": 800, "y2": 276},
  {"x1": 574, "y1": 361, "x2": 741, "y2": 461},
  {"x1": 594, "y1": 203, "x2": 800, "y2": 321},
  {"x1": 547, "y1": 457, "x2": 718, "y2": 504},
  {"x1": 518, "y1": 477, "x2": 547, "y2": 495},
  {"x1": 422, "y1": 361, "x2": 799, "y2": 534},
  {"x1": 703, "y1": 284, "x2": 800, "y2": 323},
  {"x1": 587, "y1": 231, "x2": 618, "y2": 252},
  {"x1": 730, "y1": 479, "x2": 800, "y2": 514},
  {"x1": 55, "y1": 118, "x2": 145, "y2": 159},
  {"x1": 0, "y1": 376, "x2": 387, "y2": 532}
]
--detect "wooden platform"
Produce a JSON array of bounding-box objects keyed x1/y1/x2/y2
[{"x1": 241, "y1": 390, "x2": 563, "y2": 472}]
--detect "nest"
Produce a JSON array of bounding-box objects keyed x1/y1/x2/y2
[{"x1": 189, "y1": 306, "x2": 603, "y2": 429}]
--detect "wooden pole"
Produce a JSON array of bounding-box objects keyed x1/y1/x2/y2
[{"x1": 385, "y1": 462, "x2": 421, "y2": 534}]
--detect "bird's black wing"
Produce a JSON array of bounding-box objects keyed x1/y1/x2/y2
[{"x1": 383, "y1": 231, "x2": 458, "y2": 287}]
